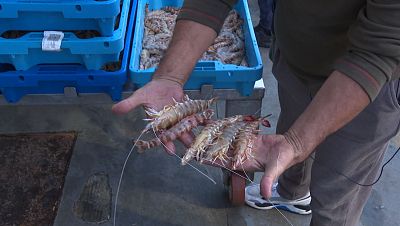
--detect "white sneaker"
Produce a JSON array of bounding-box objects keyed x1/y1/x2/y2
[{"x1": 245, "y1": 183, "x2": 312, "y2": 215}]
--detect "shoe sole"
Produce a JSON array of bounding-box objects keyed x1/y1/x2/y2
[{"x1": 245, "y1": 199, "x2": 312, "y2": 215}]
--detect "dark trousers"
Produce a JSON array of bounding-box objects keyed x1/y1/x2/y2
[
  {"x1": 258, "y1": 0, "x2": 274, "y2": 31},
  {"x1": 271, "y1": 49, "x2": 400, "y2": 225}
]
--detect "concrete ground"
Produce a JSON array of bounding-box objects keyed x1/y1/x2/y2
[{"x1": 1, "y1": 1, "x2": 400, "y2": 226}]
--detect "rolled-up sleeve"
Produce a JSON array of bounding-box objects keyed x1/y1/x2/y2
[
  {"x1": 176, "y1": 0, "x2": 238, "y2": 33},
  {"x1": 334, "y1": 0, "x2": 400, "y2": 101}
]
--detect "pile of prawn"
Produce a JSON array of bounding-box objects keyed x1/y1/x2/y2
[
  {"x1": 140, "y1": 6, "x2": 248, "y2": 70},
  {"x1": 136, "y1": 95, "x2": 269, "y2": 169}
]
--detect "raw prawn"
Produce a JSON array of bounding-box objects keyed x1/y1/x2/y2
[
  {"x1": 136, "y1": 109, "x2": 214, "y2": 152},
  {"x1": 231, "y1": 121, "x2": 259, "y2": 170},
  {"x1": 143, "y1": 95, "x2": 216, "y2": 132},
  {"x1": 203, "y1": 121, "x2": 247, "y2": 165},
  {"x1": 232, "y1": 116, "x2": 271, "y2": 169},
  {"x1": 181, "y1": 115, "x2": 243, "y2": 165}
]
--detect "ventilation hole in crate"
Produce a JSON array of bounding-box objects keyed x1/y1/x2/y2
[
  {"x1": 75, "y1": 5, "x2": 82, "y2": 11},
  {"x1": 0, "y1": 5, "x2": 2, "y2": 10},
  {"x1": 0, "y1": 64, "x2": 15, "y2": 72},
  {"x1": 19, "y1": 76, "x2": 25, "y2": 81},
  {"x1": 1, "y1": 31, "x2": 30, "y2": 39},
  {"x1": 104, "y1": 42, "x2": 110, "y2": 47},
  {"x1": 88, "y1": 75, "x2": 94, "y2": 81}
]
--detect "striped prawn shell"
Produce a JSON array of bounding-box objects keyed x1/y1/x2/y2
[
  {"x1": 232, "y1": 121, "x2": 260, "y2": 170},
  {"x1": 181, "y1": 115, "x2": 243, "y2": 165},
  {"x1": 137, "y1": 109, "x2": 214, "y2": 152},
  {"x1": 143, "y1": 95, "x2": 215, "y2": 132},
  {"x1": 204, "y1": 121, "x2": 247, "y2": 164}
]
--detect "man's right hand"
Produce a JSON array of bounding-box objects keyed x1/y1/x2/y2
[
  {"x1": 202, "y1": 133, "x2": 301, "y2": 199},
  {"x1": 112, "y1": 79, "x2": 194, "y2": 154}
]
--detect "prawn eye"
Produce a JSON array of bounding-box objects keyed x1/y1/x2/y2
[{"x1": 261, "y1": 119, "x2": 271, "y2": 128}]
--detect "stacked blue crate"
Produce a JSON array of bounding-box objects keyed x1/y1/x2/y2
[
  {"x1": 130, "y1": 0, "x2": 263, "y2": 96},
  {"x1": 0, "y1": 0, "x2": 131, "y2": 70},
  {"x1": 0, "y1": 0, "x2": 137, "y2": 103}
]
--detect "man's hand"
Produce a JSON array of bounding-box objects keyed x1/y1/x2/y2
[
  {"x1": 110, "y1": 20, "x2": 217, "y2": 154},
  {"x1": 206, "y1": 71, "x2": 370, "y2": 198},
  {"x1": 112, "y1": 79, "x2": 194, "y2": 154},
  {"x1": 112, "y1": 79, "x2": 184, "y2": 114},
  {"x1": 204, "y1": 134, "x2": 299, "y2": 199}
]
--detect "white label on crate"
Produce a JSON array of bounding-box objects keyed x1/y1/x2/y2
[{"x1": 42, "y1": 31, "x2": 64, "y2": 52}]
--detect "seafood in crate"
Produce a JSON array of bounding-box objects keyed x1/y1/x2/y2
[{"x1": 140, "y1": 7, "x2": 247, "y2": 70}]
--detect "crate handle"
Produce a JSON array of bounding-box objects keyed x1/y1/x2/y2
[
  {"x1": 35, "y1": 64, "x2": 87, "y2": 74},
  {"x1": 17, "y1": 0, "x2": 63, "y2": 2},
  {"x1": 194, "y1": 61, "x2": 220, "y2": 71}
]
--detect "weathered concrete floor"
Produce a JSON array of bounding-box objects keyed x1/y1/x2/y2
[{"x1": 0, "y1": 103, "x2": 310, "y2": 226}]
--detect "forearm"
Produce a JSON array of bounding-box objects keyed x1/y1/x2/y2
[
  {"x1": 152, "y1": 20, "x2": 217, "y2": 85},
  {"x1": 285, "y1": 71, "x2": 370, "y2": 162},
  {"x1": 288, "y1": 0, "x2": 400, "y2": 153}
]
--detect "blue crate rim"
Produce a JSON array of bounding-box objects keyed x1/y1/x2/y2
[{"x1": 0, "y1": 0, "x2": 121, "y2": 18}]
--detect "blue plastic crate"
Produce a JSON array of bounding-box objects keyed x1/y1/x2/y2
[
  {"x1": 0, "y1": 0, "x2": 137, "y2": 103},
  {"x1": 129, "y1": 0, "x2": 263, "y2": 96},
  {"x1": 0, "y1": 0, "x2": 121, "y2": 36},
  {"x1": 0, "y1": 0, "x2": 130, "y2": 71}
]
